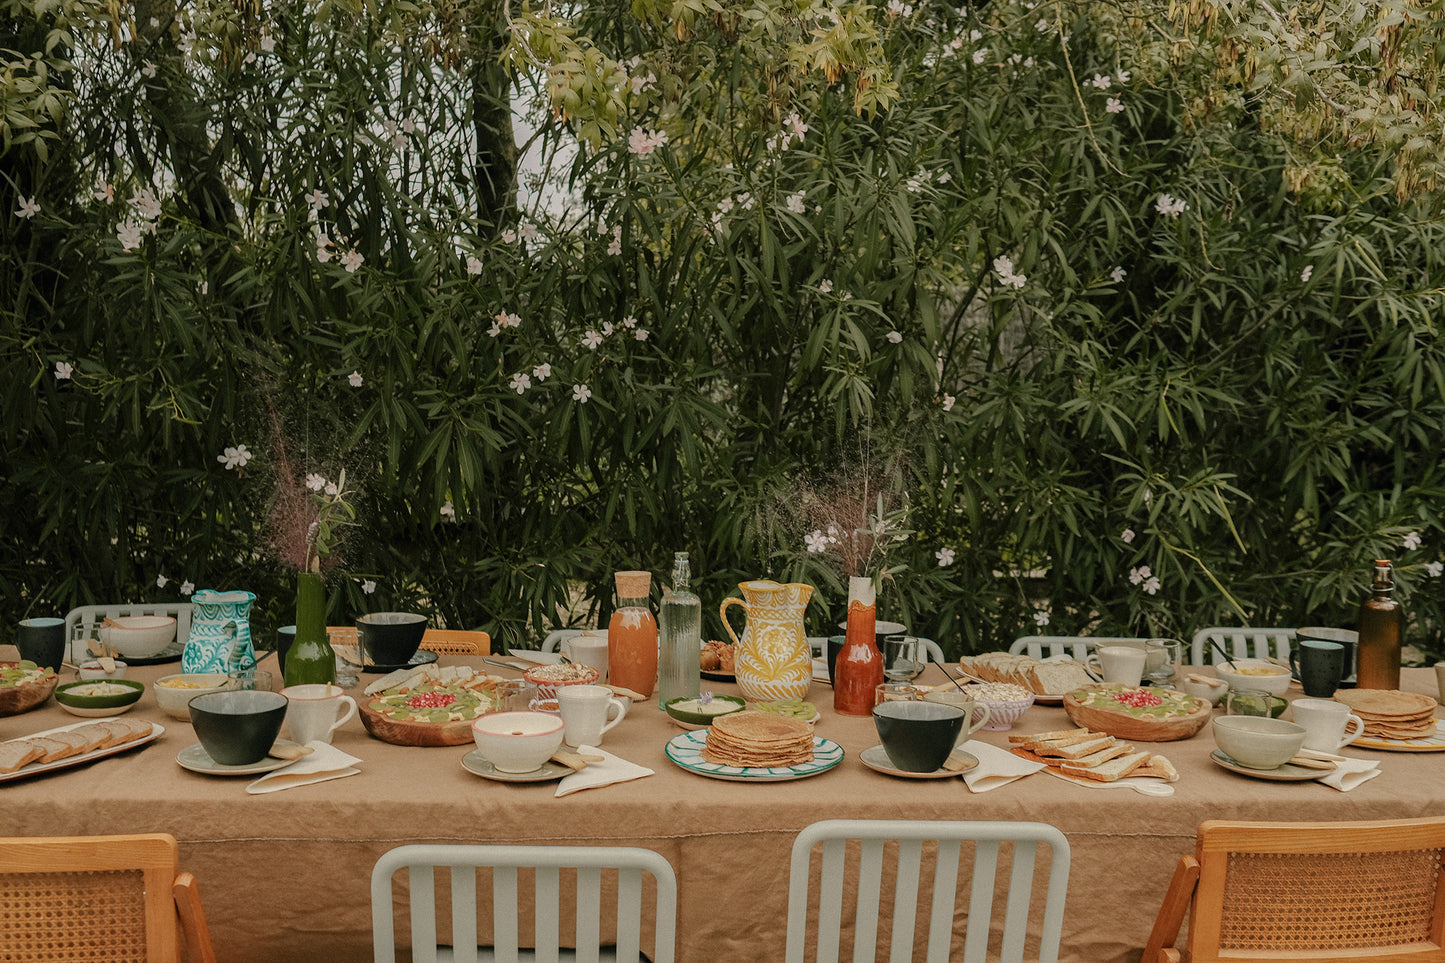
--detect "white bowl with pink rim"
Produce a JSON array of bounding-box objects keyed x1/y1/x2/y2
[
  {"x1": 521, "y1": 662, "x2": 600, "y2": 702},
  {"x1": 471, "y1": 711, "x2": 565, "y2": 773}
]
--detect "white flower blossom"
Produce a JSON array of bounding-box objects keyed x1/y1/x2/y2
[
  {"x1": 993, "y1": 255, "x2": 1027, "y2": 288},
  {"x1": 941, "y1": 393, "x2": 955, "y2": 411},
  {"x1": 1404, "y1": 531, "x2": 1423, "y2": 551},
  {"x1": 217, "y1": 444, "x2": 252, "y2": 471},
  {"x1": 180, "y1": 580, "x2": 195, "y2": 596},
  {"x1": 1116, "y1": 68, "x2": 1131, "y2": 83},
  {"x1": 622, "y1": 315, "x2": 638, "y2": 329},
  {"x1": 786, "y1": 191, "x2": 806, "y2": 214},
  {"x1": 1091, "y1": 73, "x2": 1111, "y2": 89},
  {"x1": 440, "y1": 500, "x2": 456, "y2": 521},
  {"x1": 361, "y1": 579, "x2": 376, "y2": 594},
  {"x1": 1033, "y1": 610, "x2": 1050, "y2": 627},
  {"x1": 509, "y1": 373, "x2": 531, "y2": 394},
  {"x1": 501, "y1": 228, "x2": 517, "y2": 244},
  {"x1": 466, "y1": 255, "x2": 483, "y2": 275},
  {"x1": 340, "y1": 249, "x2": 364, "y2": 272},
  {"x1": 117, "y1": 221, "x2": 144, "y2": 251},
  {"x1": 887, "y1": 0, "x2": 912, "y2": 15},
  {"x1": 601, "y1": 321, "x2": 615, "y2": 337},
  {"x1": 627, "y1": 128, "x2": 667, "y2": 155},
  {"x1": 1142, "y1": 575, "x2": 1161, "y2": 594},
  {"x1": 95, "y1": 183, "x2": 114, "y2": 204},
  {"x1": 131, "y1": 188, "x2": 162, "y2": 221},
  {"x1": 347, "y1": 371, "x2": 363, "y2": 387},
  {"x1": 305, "y1": 189, "x2": 328, "y2": 211},
  {"x1": 141, "y1": 60, "x2": 158, "y2": 78},
  {"x1": 1105, "y1": 97, "x2": 1124, "y2": 114},
  {"x1": 572, "y1": 383, "x2": 592, "y2": 403},
  {"x1": 15, "y1": 197, "x2": 39, "y2": 219},
  {"x1": 1035, "y1": 17, "x2": 1050, "y2": 31},
  {"x1": 972, "y1": 48, "x2": 988, "y2": 64},
  {"x1": 1110, "y1": 266, "x2": 1127, "y2": 283},
  {"x1": 886, "y1": 330, "x2": 903, "y2": 344},
  {"x1": 1155, "y1": 193, "x2": 1188, "y2": 218},
  {"x1": 805, "y1": 530, "x2": 830, "y2": 553},
  {"x1": 305, "y1": 473, "x2": 326, "y2": 492},
  {"x1": 818, "y1": 279, "x2": 833, "y2": 293},
  {"x1": 259, "y1": 30, "x2": 275, "y2": 52},
  {"x1": 54, "y1": 361, "x2": 73, "y2": 380},
  {"x1": 1300, "y1": 265, "x2": 1313, "y2": 282},
  {"x1": 324, "y1": 481, "x2": 338, "y2": 496},
  {"x1": 1129, "y1": 565, "x2": 1151, "y2": 586},
  {"x1": 520, "y1": 223, "x2": 539, "y2": 242},
  {"x1": 156, "y1": 574, "x2": 169, "y2": 588},
  {"x1": 936, "y1": 547, "x2": 956, "y2": 566},
  {"x1": 583, "y1": 330, "x2": 603, "y2": 350},
  {"x1": 532, "y1": 363, "x2": 551, "y2": 381},
  {"x1": 1428, "y1": 561, "x2": 1443, "y2": 577},
  {"x1": 634, "y1": 328, "x2": 649, "y2": 341},
  {"x1": 1120, "y1": 528, "x2": 1135, "y2": 543}
]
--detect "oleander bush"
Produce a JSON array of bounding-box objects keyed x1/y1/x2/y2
[{"x1": 3, "y1": 0, "x2": 1445, "y2": 659}]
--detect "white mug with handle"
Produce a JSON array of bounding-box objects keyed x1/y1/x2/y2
[
  {"x1": 1290, "y1": 697, "x2": 1366, "y2": 752},
  {"x1": 281, "y1": 683, "x2": 358, "y2": 746},
  {"x1": 556, "y1": 683, "x2": 628, "y2": 748},
  {"x1": 1086, "y1": 646, "x2": 1148, "y2": 687}
]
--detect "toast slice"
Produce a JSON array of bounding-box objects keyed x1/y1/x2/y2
[
  {"x1": 98, "y1": 719, "x2": 151, "y2": 745},
  {"x1": 0, "y1": 741, "x2": 46, "y2": 773},
  {"x1": 1008, "y1": 727, "x2": 1090, "y2": 745},
  {"x1": 1060, "y1": 743, "x2": 1136, "y2": 769},
  {"x1": 1035, "y1": 736, "x2": 1118, "y2": 760},
  {"x1": 51, "y1": 727, "x2": 108, "y2": 754},
  {"x1": 27, "y1": 736, "x2": 82, "y2": 763},
  {"x1": 1061, "y1": 750, "x2": 1150, "y2": 782},
  {"x1": 1132, "y1": 754, "x2": 1180, "y2": 782}
]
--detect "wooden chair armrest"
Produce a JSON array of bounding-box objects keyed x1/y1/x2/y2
[
  {"x1": 174, "y1": 871, "x2": 218, "y2": 963},
  {"x1": 1142, "y1": 854, "x2": 1200, "y2": 963}
]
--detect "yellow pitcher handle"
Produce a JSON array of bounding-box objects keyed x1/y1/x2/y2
[{"x1": 719, "y1": 597, "x2": 748, "y2": 648}]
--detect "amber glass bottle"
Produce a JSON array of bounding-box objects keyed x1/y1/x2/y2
[{"x1": 1355, "y1": 559, "x2": 1402, "y2": 690}]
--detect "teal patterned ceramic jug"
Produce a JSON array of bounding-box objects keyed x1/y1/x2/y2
[{"x1": 182, "y1": 590, "x2": 258, "y2": 673}]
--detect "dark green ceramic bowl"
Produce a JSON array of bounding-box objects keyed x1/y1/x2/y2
[{"x1": 55, "y1": 678, "x2": 145, "y2": 716}]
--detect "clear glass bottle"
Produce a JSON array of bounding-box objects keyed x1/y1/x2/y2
[
  {"x1": 1356, "y1": 558, "x2": 1403, "y2": 690},
  {"x1": 283, "y1": 571, "x2": 337, "y2": 687},
  {"x1": 658, "y1": 552, "x2": 702, "y2": 708},
  {"x1": 607, "y1": 570, "x2": 658, "y2": 698}
]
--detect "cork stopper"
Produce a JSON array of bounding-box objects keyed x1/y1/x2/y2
[{"x1": 615, "y1": 570, "x2": 652, "y2": 599}]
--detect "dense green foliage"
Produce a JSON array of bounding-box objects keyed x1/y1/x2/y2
[{"x1": 3, "y1": 0, "x2": 1444, "y2": 659}]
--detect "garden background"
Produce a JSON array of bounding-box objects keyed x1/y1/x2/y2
[{"x1": 4, "y1": 0, "x2": 1444, "y2": 659}]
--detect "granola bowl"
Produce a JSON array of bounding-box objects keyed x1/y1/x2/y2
[
  {"x1": 946, "y1": 682, "x2": 1035, "y2": 731},
  {"x1": 522, "y1": 662, "x2": 601, "y2": 702}
]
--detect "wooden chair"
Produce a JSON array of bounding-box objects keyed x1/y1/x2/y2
[
  {"x1": 327, "y1": 627, "x2": 491, "y2": 658},
  {"x1": 1144, "y1": 817, "x2": 1445, "y2": 962},
  {"x1": 786, "y1": 819, "x2": 1071, "y2": 963},
  {"x1": 0, "y1": 832, "x2": 217, "y2": 963},
  {"x1": 1008, "y1": 635, "x2": 1150, "y2": 661},
  {"x1": 63, "y1": 603, "x2": 193, "y2": 663},
  {"x1": 372, "y1": 843, "x2": 677, "y2": 963},
  {"x1": 1189, "y1": 626, "x2": 1295, "y2": 667}
]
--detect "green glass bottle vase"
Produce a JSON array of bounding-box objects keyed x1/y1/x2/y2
[{"x1": 282, "y1": 571, "x2": 337, "y2": 687}]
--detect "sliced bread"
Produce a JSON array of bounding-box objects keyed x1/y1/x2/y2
[
  {"x1": 27, "y1": 736, "x2": 82, "y2": 763},
  {"x1": 1061, "y1": 750, "x2": 1150, "y2": 782},
  {"x1": 0, "y1": 741, "x2": 46, "y2": 773}
]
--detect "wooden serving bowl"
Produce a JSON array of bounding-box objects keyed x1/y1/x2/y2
[
  {"x1": 1062, "y1": 685, "x2": 1210, "y2": 742},
  {"x1": 0, "y1": 665, "x2": 58, "y2": 716},
  {"x1": 358, "y1": 700, "x2": 474, "y2": 747}
]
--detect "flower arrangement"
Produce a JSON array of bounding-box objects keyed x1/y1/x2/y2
[
  {"x1": 264, "y1": 415, "x2": 359, "y2": 575},
  {"x1": 788, "y1": 456, "x2": 912, "y2": 586}
]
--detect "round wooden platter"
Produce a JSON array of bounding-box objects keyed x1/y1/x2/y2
[
  {"x1": 1062, "y1": 686, "x2": 1211, "y2": 742},
  {"x1": 358, "y1": 700, "x2": 474, "y2": 747},
  {"x1": 0, "y1": 672, "x2": 58, "y2": 716}
]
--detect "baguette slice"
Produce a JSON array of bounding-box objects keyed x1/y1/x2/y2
[
  {"x1": 1061, "y1": 750, "x2": 1150, "y2": 782},
  {"x1": 0, "y1": 741, "x2": 45, "y2": 773},
  {"x1": 1060, "y1": 743, "x2": 1135, "y2": 769}
]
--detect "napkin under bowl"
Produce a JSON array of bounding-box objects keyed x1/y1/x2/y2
[
  {"x1": 556, "y1": 745, "x2": 653, "y2": 797},
  {"x1": 247, "y1": 742, "x2": 363, "y2": 794}
]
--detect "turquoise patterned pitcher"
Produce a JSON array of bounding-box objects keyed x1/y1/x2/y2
[{"x1": 182, "y1": 590, "x2": 258, "y2": 673}]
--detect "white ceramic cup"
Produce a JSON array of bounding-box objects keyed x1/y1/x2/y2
[
  {"x1": 556, "y1": 683, "x2": 628, "y2": 748},
  {"x1": 562, "y1": 633, "x2": 609, "y2": 681},
  {"x1": 1290, "y1": 697, "x2": 1366, "y2": 752},
  {"x1": 281, "y1": 683, "x2": 358, "y2": 746},
  {"x1": 1088, "y1": 645, "x2": 1148, "y2": 686}
]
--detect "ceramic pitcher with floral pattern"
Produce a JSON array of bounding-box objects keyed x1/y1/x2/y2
[
  {"x1": 182, "y1": 589, "x2": 258, "y2": 673},
  {"x1": 720, "y1": 580, "x2": 814, "y2": 702}
]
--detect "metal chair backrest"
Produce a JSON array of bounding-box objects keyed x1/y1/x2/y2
[
  {"x1": 1189, "y1": 626, "x2": 1295, "y2": 666},
  {"x1": 1008, "y1": 635, "x2": 1149, "y2": 661},
  {"x1": 372, "y1": 843, "x2": 677, "y2": 963},
  {"x1": 0, "y1": 833, "x2": 216, "y2": 963},
  {"x1": 63, "y1": 603, "x2": 193, "y2": 663},
  {"x1": 1145, "y1": 816, "x2": 1445, "y2": 962},
  {"x1": 785, "y1": 819, "x2": 1071, "y2": 963}
]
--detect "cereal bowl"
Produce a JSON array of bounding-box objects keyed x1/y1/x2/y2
[
  {"x1": 153, "y1": 673, "x2": 231, "y2": 719},
  {"x1": 99, "y1": 615, "x2": 177, "y2": 658},
  {"x1": 55, "y1": 678, "x2": 145, "y2": 717},
  {"x1": 941, "y1": 682, "x2": 1035, "y2": 731},
  {"x1": 79, "y1": 660, "x2": 129, "y2": 681},
  {"x1": 1212, "y1": 715, "x2": 1305, "y2": 770},
  {"x1": 1214, "y1": 659, "x2": 1292, "y2": 696},
  {"x1": 522, "y1": 662, "x2": 601, "y2": 701},
  {"x1": 471, "y1": 710, "x2": 565, "y2": 773},
  {"x1": 1179, "y1": 675, "x2": 1229, "y2": 706},
  {"x1": 188, "y1": 689, "x2": 288, "y2": 766}
]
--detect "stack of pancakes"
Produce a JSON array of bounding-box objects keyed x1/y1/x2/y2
[
  {"x1": 1334, "y1": 688, "x2": 1440, "y2": 739},
  {"x1": 701, "y1": 711, "x2": 814, "y2": 767}
]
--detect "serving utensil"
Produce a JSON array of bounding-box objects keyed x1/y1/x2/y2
[{"x1": 1207, "y1": 638, "x2": 1238, "y2": 671}]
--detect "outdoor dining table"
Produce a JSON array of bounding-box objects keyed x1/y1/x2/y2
[{"x1": 2, "y1": 646, "x2": 1442, "y2": 963}]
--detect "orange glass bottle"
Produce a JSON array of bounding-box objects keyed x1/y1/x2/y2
[
  {"x1": 608, "y1": 570, "x2": 658, "y2": 698},
  {"x1": 834, "y1": 576, "x2": 884, "y2": 715}
]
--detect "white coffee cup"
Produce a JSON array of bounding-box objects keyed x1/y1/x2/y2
[
  {"x1": 1088, "y1": 645, "x2": 1147, "y2": 686},
  {"x1": 555, "y1": 683, "x2": 628, "y2": 748},
  {"x1": 281, "y1": 683, "x2": 358, "y2": 746},
  {"x1": 562, "y1": 632, "x2": 609, "y2": 681},
  {"x1": 1290, "y1": 697, "x2": 1366, "y2": 752}
]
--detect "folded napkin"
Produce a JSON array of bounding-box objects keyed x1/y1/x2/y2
[
  {"x1": 1316, "y1": 756, "x2": 1380, "y2": 792},
  {"x1": 246, "y1": 742, "x2": 363, "y2": 794},
  {"x1": 556, "y1": 745, "x2": 653, "y2": 798},
  {"x1": 959, "y1": 739, "x2": 1045, "y2": 793}
]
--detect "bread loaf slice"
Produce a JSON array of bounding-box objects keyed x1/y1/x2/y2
[
  {"x1": 1009, "y1": 727, "x2": 1090, "y2": 745},
  {"x1": 0, "y1": 741, "x2": 45, "y2": 773},
  {"x1": 1028, "y1": 660, "x2": 1096, "y2": 696},
  {"x1": 1061, "y1": 750, "x2": 1150, "y2": 782},
  {"x1": 27, "y1": 736, "x2": 81, "y2": 763},
  {"x1": 1132, "y1": 754, "x2": 1179, "y2": 782},
  {"x1": 1059, "y1": 743, "x2": 1135, "y2": 768},
  {"x1": 1035, "y1": 736, "x2": 1117, "y2": 759}
]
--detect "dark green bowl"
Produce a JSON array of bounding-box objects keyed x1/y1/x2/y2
[
  {"x1": 665, "y1": 695, "x2": 747, "y2": 728},
  {"x1": 55, "y1": 678, "x2": 145, "y2": 716}
]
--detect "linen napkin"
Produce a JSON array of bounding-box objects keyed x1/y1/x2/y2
[
  {"x1": 959, "y1": 739, "x2": 1045, "y2": 793},
  {"x1": 1315, "y1": 755, "x2": 1380, "y2": 792},
  {"x1": 245, "y1": 741, "x2": 363, "y2": 794},
  {"x1": 555, "y1": 745, "x2": 653, "y2": 798}
]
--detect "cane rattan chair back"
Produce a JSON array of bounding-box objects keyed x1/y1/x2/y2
[
  {"x1": 0, "y1": 833, "x2": 216, "y2": 963},
  {"x1": 372, "y1": 843, "x2": 677, "y2": 963},
  {"x1": 326, "y1": 627, "x2": 491, "y2": 660},
  {"x1": 1188, "y1": 627, "x2": 1295, "y2": 667},
  {"x1": 1145, "y1": 816, "x2": 1445, "y2": 962},
  {"x1": 785, "y1": 819, "x2": 1071, "y2": 963}
]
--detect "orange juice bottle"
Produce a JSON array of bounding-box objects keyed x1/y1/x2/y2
[{"x1": 608, "y1": 570, "x2": 658, "y2": 697}]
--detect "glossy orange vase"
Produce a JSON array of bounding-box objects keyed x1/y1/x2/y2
[{"x1": 833, "y1": 576, "x2": 883, "y2": 715}]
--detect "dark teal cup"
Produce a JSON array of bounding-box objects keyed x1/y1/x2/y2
[{"x1": 1290, "y1": 640, "x2": 1345, "y2": 698}]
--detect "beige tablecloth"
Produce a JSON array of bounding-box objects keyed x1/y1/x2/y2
[{"x1": 3, "y1": 649, "x2": 1440, "y2": 963}]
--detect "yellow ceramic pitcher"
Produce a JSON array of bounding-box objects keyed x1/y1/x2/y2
[{"x1": 720, "y1": 580, "x2": 814, "y2": 702}]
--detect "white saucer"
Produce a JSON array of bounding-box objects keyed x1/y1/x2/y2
[
  {"x1": 859, "y1": 745, "x2": 977, "y2": 779},
  {"x1": 177, "y1": 741, "x2": 301, "y2": 776},
  {"x1": 461, "y1": 750, "x2": 570, "y2": 782}
]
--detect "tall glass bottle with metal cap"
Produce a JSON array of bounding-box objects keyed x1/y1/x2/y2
[
  {"x1": 1356, "y1": 558, "x2": 1403, "y2": 690},
  {"x1": 658, "y1": 552, "x2": 702, "y2": 708},
  {"x1": 608, "y1": 570, "x2": 658, "y2": 698}
]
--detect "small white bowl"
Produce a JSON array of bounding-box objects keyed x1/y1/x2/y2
[
  {"x1": 153, "y1": 673, "x2": 231, "y2": 719},
  {"x1": 1179, "y1": 675, "x2": 1228, "y2": 706},
  {"x1": 1214, "y1": 659, "x2": 1292, "y2": 696},
  {"x1": 1212, "y1": 715, "x2": 1305, "y2": 770},
  {"x1": 471, "y1": 711, "x2": 564, "y2": 773},
  {"x1": 78, "y1": 660, "x2": 129, "y2": 681},
  {"x1": 100, "y1": 616, "x2": 177, "y2": 658}
]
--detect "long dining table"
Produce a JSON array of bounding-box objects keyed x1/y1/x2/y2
[{"x1": 2, "y1": 644, "x2": 1442, "y2": 962}]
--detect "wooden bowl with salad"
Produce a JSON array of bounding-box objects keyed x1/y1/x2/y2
[{"x1": 0, "y1": 662, "x2": 59, "y2": 716}]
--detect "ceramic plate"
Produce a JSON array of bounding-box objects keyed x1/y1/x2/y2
[
  {"x1": 664, "y1": 730, "x2": 843, "y2": 782},
  {"x1": 1352, "y1": 718, "x2": 1445, "y2": 752},
  {"x1": 508, "y1": 648, "x2": 562, "y2": 666},
  {"x1": 461, "y1": 750, "x2": 570, "y2": 783},
  {"x1": 859, "y1": 745, "x2": 977, "y2": 779},
  {"x1": 176, "y1": 740, "x2": 302, "y2": 776},
  {"x1": 1209, "y1": 749, "x2": 1324, "y2": 782},
  {"x1": 0, "y1": 719, "x2": 163, "y2": 783},
  {"x1": 121, "y1": 640, "x2": 185, "y2": 666},
  {"x1": 336, "y1": 647, "x2": 439, "y2": 674},
  {"x1": 699, "y1": 669, "x2": 736, "y2": 683}
]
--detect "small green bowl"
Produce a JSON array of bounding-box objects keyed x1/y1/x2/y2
[
  {"x1": 55, "y1": 678, "x2": 145, "y2": 717},
  {"x1": 665, "y1": 694, "x2": 748, "y2": 729}
]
